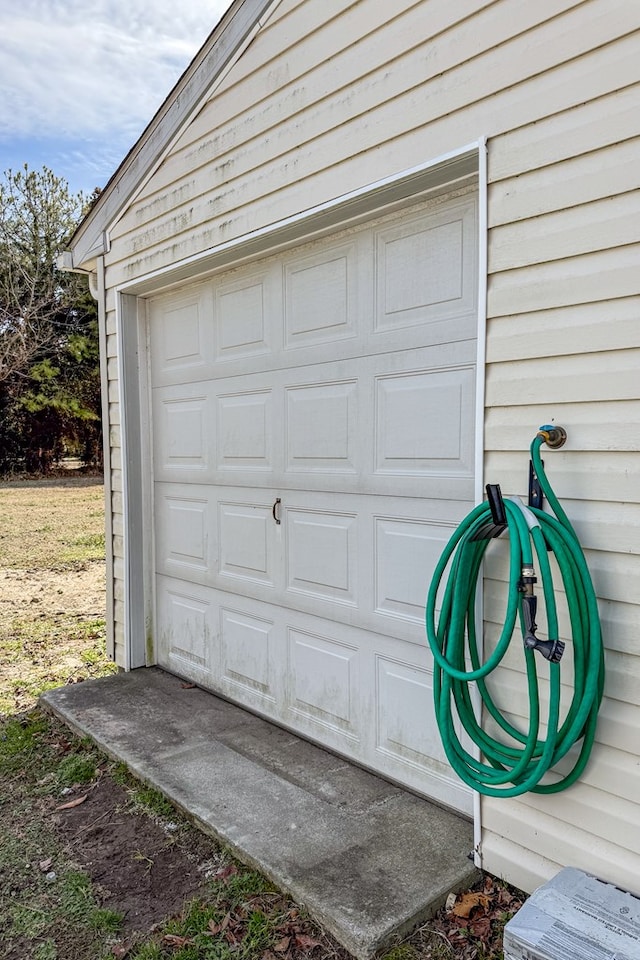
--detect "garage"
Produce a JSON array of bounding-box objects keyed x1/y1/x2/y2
[{"x1": 147, "y1": 188, "x2": 478, "y2": 813}]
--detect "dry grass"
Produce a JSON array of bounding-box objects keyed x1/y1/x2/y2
[{"x1": 0, "y1": 477, "x2": 105, "y2": 570}]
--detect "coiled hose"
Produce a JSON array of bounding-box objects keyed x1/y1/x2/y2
[{"x1": 425, "y1": 429, "x2": 605, "y2": 797}]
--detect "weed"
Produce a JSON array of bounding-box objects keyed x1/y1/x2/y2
[
  {"x1": 134, "y1": 785, "x2": 179, "y2": 820},
  {"x1": 131, "y1": 945, "x2": 164, "y2": 960},
  {"x1": 219, "y1": 869, "x2": 274, "y2": 902},
  {"x1": 0, "y1": 712, "x2": 49, "y2": 774},
  {"x1": 33, "y1": 941, "x2": 58, "y2": 960},
  {"x1": 383, "y1": 946, "x2": 419, "y2": 960},
  {"x1": 56, "y1": 752, "x2": 98, "y2": 786},
  {"x1": 60, "y1": 870, "x2": 96, "y2": 922},
  {"x1": 90, "y1": 907, "x2": 124, "y2": 933},
  {"x1": 111, "y1": 760, "x2": 132, "y2": 785}
]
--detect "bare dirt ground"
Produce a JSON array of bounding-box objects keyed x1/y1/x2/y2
[{"x1": 1, "y1": 563, "x2": 105, "y2": 618}]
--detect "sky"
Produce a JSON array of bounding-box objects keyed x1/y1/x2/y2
[{"x1": 0, "y1": 0, "x2": 234, "y2": 197}]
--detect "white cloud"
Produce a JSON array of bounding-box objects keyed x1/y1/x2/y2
[{"x1": 0, "y1": 0, "x2": 233, "y2": 140}]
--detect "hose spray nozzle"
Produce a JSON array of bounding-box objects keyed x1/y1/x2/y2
[{"x1": 520, "y1": 567, "x2": 565, "y2": 662}]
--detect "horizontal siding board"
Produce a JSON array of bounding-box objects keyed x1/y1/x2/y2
[
  {"x1": 489, "y1": 81, "x2": 640, "y2": 181},
  {"x1": 485, "y1": 348, "x2": 640, "y2": 406},
  {"x1": 482, "y1": 802, "x2": 640, "y2": 895},
  {"x1": 481, "y1": 833, "x2": 559, "y2": 894},
  {"x1": 108, "y1": 424, "x2": 121, "y2": 449},
  {"x1": 482, "y1": 451, "x2": 640, "y2": 504},
  {"x1": 489, "y1": 190, "x2": 640, "y2": 273},
  {"x1": 549, "y1": 742, "x2": 640, "y2": 805},
  {"x1": 484, "y1": 400, "x2": 640, "y2": 451},
  {"x1": 114, "y1": 627, "x2": 126, "y2": 669},
  {"x1": 506, "y1": 779, "x2": 640, "y2": 853},
  {"x1": 488, "y1": 138, "x2": 640, "y2": 226},
  {"x1": 485, "y1": 297, "x2": 640, "y2": 362}
]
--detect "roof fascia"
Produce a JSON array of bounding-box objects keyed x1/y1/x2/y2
[{"x1": 68, "y1": 0, "x2": 277, "y2": 271}]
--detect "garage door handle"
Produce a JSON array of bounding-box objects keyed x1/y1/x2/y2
[{"x1": 272, "y1": 498, "x2": 281, "y2": 524}]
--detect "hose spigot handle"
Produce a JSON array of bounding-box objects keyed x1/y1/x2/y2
[
  {"x1": 523, "y1": 635, "x2": 565, "y2": 663},
  {"x1": 537, "y1": 425, "x2": 567, "y2": 449}
]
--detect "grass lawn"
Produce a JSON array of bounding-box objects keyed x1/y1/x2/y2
[{"x1": 0, "y1": 476, "x2": 522, "y2": 959}]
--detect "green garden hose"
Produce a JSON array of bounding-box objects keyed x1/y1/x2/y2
[{"x1": 425, "y1": 428, "x2": 605, "y2": 797}]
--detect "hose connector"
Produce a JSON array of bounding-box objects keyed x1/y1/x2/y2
[{"x1": 537, "y1": 424, "x2": 567, "y2": 449}]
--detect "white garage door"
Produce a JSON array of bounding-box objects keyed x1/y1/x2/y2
[{"x1": 148, "y1": 190, "x2": 478, "y2": 813}]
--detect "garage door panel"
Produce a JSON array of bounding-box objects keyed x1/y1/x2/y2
[
  {"x1": 157, "y1": 576, "x2": 217, "y2": 682},
  {"x1": 375, "y1": 365, "x2": 475, "y2": 480},
  {"x1": 155, "y1": 484, "x2": 214, "y2": 585},
  {"x1": 287, "y1": 626, "x2": 360, "y2": 740},
  {"x1": 374, "y1": 650, "x2": 472, "y2": 812},
  {"x1": 285, "y1": 507, "x2": 358, "y2": 606},
  {"x1": 284, "y1": 240, "x2": 362, "y2": 349},
  {"x1": 218, "y1": 498, "x2": 278, "y2": 588},
  {"x1": 148, "y1": 283, "x2": 215, "y2": 388},
  {"x1": 153, "y1": 384, "x2": 214, "y2": 480},
  {"x1": 285, "y1": 379, "x2": 359, "y2": 474},
  {"x1": 220, "y1": 605, "x2": 277, "y2": 703},
  {"x1": 213, "y1": 262, "x2": 280, "y2": 363},
  {"x1": 374, "y1": 197, "x2": 477, "y2": 333},
  {"x1": 216, "y1": 389, "x2": 274, "y2": 472},
  {"x1": 374, "y1": 517, "x2": 453, "y2": 626}
]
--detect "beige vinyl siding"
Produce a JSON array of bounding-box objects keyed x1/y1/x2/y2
[
  {"x1": 104, "y1": 0, "x2": 640, "y2": 282},
  {"x1": 100, "y1": 0, "x2": 640, "y2": 893},
  {"x1": 482, "y1": 0, "x2": 640, "y2": 889}
]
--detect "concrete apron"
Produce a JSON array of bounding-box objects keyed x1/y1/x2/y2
[{"x1": 42, "y1": 668, "x2": 478, "y2": 959}]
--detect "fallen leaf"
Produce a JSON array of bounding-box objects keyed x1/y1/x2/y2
[
  {"x1": 451, "y1": 892, "x2": 490, "y2": 918},
  {"x1": 294, "y1": 934, "x2": 322, "y2": 951},
  {"x1": 274, "y1": 935, "x2": 291, "y2": 952},
  {"x1": 38, "y1": 858, "x2": 53, "y2": 871},
  {"x1": 56, "y1": 794, "x2": 88, "y2": 810},
  {"x1": 180, "y1": 682, "x2": 197, "y2": 689},
  {"x1": 162, "y1": 934, "x2": 193, "y2": 947},
  {"x1": 214, "y1": 864, "x2": 239, "y2": 881},
  {"x1": 111, "y1": 944, "x2": 131, "y2": 958},
  {"x1": 470, "y1": 916, "x2": 492, "y2": 939}
]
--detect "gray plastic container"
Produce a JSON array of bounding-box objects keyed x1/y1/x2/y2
[{"x1": 503, "y1": 867, "x2": 640, "y2": 960}]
